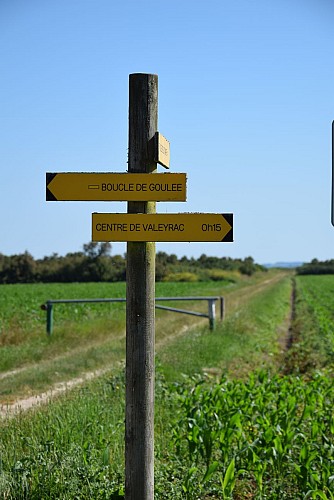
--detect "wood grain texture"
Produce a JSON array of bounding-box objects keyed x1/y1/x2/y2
[{"x1": 125, "y1": 73, "x2": 158, "y2": 500}]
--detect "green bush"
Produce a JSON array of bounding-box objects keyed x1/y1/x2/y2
[
  {"x1": 162, "y1": 272, "x2": 199, "y2": 282},
  {"x1": 205, "y1": 269, "x2": 228, "y2": 281}
]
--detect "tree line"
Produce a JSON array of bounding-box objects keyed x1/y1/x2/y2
[
  {"x1": 0, "y1": 243, "x2": 266, "y2": 284},
  {"x1": 296, "y1": 258, "x2": 334, "y2": 275}
]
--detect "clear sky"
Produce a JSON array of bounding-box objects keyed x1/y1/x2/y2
[{"x1": 1, "y1": 0, "x2": 333, "y2": 264}]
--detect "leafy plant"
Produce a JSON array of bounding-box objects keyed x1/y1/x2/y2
[{"x1": 171, "y1": 371, "x2": 334, "y2": 497}]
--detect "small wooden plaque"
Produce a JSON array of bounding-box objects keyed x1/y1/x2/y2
[{"x1": 155, "y1": 132, "x2": 170, "y2": 169}]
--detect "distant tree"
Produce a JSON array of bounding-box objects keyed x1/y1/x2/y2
[
  {"x1": 83, "y1": 242, "x2": 112, "y2": 259},
  {"x1": 155, "y1": 262, "x2": 168, "y2": 281},
  {"x1": 0, "y1": 245, "x2": 266, "y2": 283},
  {"x1": 0, "y1": 253, "x2": 4, "y2": 274},
  {"x1": 36, "y1": 253, "x2": 64, "y2": 282},
  {"x1": 297, "y1": 258, "x2": 334, "y2": 275},
  {"x1": 78, "y1": 242, "x2": 113, "y2": 281},
  {"x1": 198, "y1": 254, "x2": 208, "y2": 266},
  {"x1": 166, "y1": 253, "x2": 178, "y2": 265},
  {"x1": 240, "y1": 256, "x2": 256, "y2": 276},
  {"x1": 109, "y1": 255, "x2": 126, "y2": 281},
  {"x1": 0, "y1": 252, "x2": 36, "y2": 283},
  {"x1": 60, "y1": 252, "x2": 86, "y2": 282},
  {"x1": 156, "y1": 251, "x2": 169, "y2": 266},
  {"x1": 156, "y1": 252, "x2": 169, "y2": 281}
]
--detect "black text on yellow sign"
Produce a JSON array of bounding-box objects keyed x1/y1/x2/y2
[
  {"x1": 92, "y1": 213, "x2": 233, "y2": 242},
  {"x1": 46, "y1": 172, "x2": 187, "y2": 202}
]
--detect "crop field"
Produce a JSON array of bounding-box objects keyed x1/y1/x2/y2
[
  {"x1": 294, "y1": 275, "x2": 334, "y2": 363},
  {"x1": 0, "y1": 279, "x2": 238, "y2": 341},
  {"x1": 1, "y1": 271, "x2": 334, "y2": 498},
  {"x1": 0, "y1": 279, "x2": 234, "y2": 396}
]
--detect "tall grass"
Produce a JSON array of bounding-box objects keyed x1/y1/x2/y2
[
  {"x1": 0, "y1": 372, "x2": 126, "y2": 499},
  {"x1": 0, "y1": 282, "x2": 127, "y2": 372},
  {"x1": 0, "y1": 275, "x2": 269, "y2": 402},
  {"x1": 283, "y1": 275, "x2": 334, "y2": 373},
  {"x1": 158, "y1": 274, "x2": 292, "y2": 381}
]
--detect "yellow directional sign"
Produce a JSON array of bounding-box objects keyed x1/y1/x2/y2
[
  {"x1": 92, "y1": 213, "x2": 233, "y2": 242},
  {"x1": 46, "y1": 172, "x2": 186, "y2": 202}
]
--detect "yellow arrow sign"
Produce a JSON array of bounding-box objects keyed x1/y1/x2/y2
[
  {"x1": 46, "y1": 172, "x2": 187, "y2": 201},
  {"x1": 92, "y1": 213, "x2": 233, "y2": 242}
]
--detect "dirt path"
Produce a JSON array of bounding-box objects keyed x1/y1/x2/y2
[
  {"x1": 0, "y1": 321, "x2": 205, "y2": 420},
  {"x1": 0, "y1": 272, "x2": 291, "y2": 420},
  {"x1": 0, "y1": 368, "x2": 111, "y2": 419},
  {"x1": 227, "y1": 272, "x2": 289, "y2": 312}
]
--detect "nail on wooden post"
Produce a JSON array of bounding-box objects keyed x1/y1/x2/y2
[{"x1": 125, "y1": 73, "x2": 157, "y2": 500}]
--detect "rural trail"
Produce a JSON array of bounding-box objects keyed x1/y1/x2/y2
[{"x1": 0, "y1": 271, "x2": 291, "y2": 419}]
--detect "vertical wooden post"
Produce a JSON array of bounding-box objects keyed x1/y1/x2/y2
[{"x1": 125, "y1": 73, "x2": 157, "y2": 500}]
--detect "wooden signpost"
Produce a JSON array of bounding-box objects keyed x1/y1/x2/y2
[
  {"x1": 46, "y1": 73, "x2": 233, "y2": 500},
  {"x1": 125, "y1": 73, "x2": 157, "y2": 500}
]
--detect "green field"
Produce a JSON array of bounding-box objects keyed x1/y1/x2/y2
[
  {"x1": 0, "y1": 275, "x2": 274, "y2": 400},
  {"x1": 284, "y1": 275, "x2": 334, "y2": 374},
  {"x1": 1, "y1": 272, "x2": 334, "y2": 498}
]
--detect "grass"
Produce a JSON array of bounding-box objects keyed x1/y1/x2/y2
[
  {"x1": 0, "y1": 337, "x2": 125, "y2": 402},
  {"x1": 158, "y1": 272, "x2": 292, "y2": 381},
  {"x1": 2, "y1": 270, "x2": 313, "y2": 499},
  {"x1": 283, "y1": 275, "x2": 334, "y2": 373},
  {"x1": 2, "y1": 369, "x2": 334, "y2": 498},
  {"x1": 0, "y1": 282, "x2": 127, "y2": 373},
  {"x1": 0, "y1": 272, "x2": 284, "y2": 403},
  {"x1": 0, "y1": 373, "x2": 126, "y2": 499}
]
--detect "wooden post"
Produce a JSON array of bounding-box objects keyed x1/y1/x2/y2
[{"x1": 125, "y1": 73, "x2": 157, "y2": 500}]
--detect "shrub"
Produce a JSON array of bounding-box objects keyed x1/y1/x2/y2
[
  {"x1": 205, "y1": 269, "x2": 228, "y2": 281},
  {"x1": 162, "y1": 272, "x2": 199, "y2": 282}
]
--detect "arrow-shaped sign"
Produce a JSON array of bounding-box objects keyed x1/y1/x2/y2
[
  {"x1": 46, "y1": 172, "x2": 187, "y2": 202},
  {"x1": 92, "y1": 213, "x2": 233, "y2": 242}
]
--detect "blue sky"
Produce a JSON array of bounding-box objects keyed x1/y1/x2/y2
[{"x1": 1, "y1": 0, "x2": 333, "y2": 264}]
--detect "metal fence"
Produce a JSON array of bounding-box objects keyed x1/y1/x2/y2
[{"x1": 41, "y1": 296, "x2": 225, "y2": 335}]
